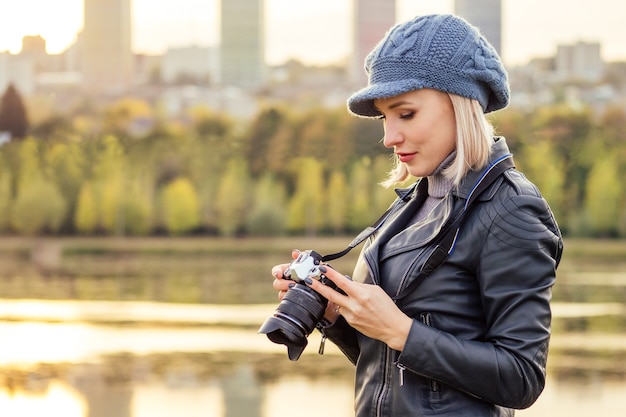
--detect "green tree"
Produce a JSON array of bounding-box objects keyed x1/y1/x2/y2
[
  {"x1": 266, "y1": 123, "x2": 296, "y2": 178},
  {"x1": 74, "y1": 181, "x2": 99, "y2": 234},
  {"x1": 0, "y1": 84, "x2": 29, "y2": 139},
  {"x1": 159, "y1": 177, "x2": 200, "y2": 234},
  {"x1": 372, "y1": 154, "x2": 398, "y2": 213},
  {"x1": 518, "y1": 140, "x2": 566, "y2": 224},
  {"x1": 245, "y1": 107, "x2": 287, "y2": 176},
  {"x1": 215, "y1": 158, "x2": 251, "y2": 236},
  {"x1": 532, "y1": 106, "x2": 594, "y2": 213},
  {"x1": 0, "y1": 167, "x2": 12, "y2": 232},
  {"x1": 348, "y1": 116, "x2": 386, "y2": 161},
  {"x1": 582, "y1": 154, "x2": 622, "y2": 237},
  {"x1": 9, "y1": 138, "x2": 67, "y2": 234},
  {"x1": 45, "y1": 142, "x2": 85, "y2": 232},
  {"x1": 122, "y1": 177, "x2": 154, "y2": 236},
  {"x1": 31, "y1": 114, "x2": 76, "y2": 141},
  {"x1": 287, "y1": 157, "x2": 325, "y2": 235},
  {"x1": 15, "y1": 138, "x2": 40, "y2": 191},
  {"x1": 246, "y1": 174, "x2": 287, "y2": 235},
  {"x1": 326, "y1": 170, "x2": 349, "y2": 233},
  {"x1": 12, "y1": 178, "x2": 67, "y2": 235},
  {"x1": 348, "y1": 158, "x2": 373, "y2": 231},
  {"x1": 94, "y1": 136, "x2": 127, "y2": 234}
]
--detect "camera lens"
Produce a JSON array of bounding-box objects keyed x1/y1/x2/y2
[{"x1": 258, "y1": 283, "x2": 328, "y2": 361}]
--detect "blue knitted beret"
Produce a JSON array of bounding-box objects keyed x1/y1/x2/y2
[{"x1": 348, "y1": 14, "x2": 510, "y2": 117}]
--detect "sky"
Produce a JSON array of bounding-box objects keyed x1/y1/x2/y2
[{"x1": 0, "y1": 0, "x2": 625, "y2": 67}]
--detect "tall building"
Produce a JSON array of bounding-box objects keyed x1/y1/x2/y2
[
  {"x1": 454, "y1": 0, "x2": 502, "y2": 57},
  {"x1": 555, "y1": 41, "x2": 604, "y2": 82},
  {"x1": 81, "y1": 0, "x2": 133, "y2": 95},
  {"x1": 220, "y1": 0, "x2": 265, "y2": 89},
  {"x1": 161, "y1": 46, "x2": 219, "y2": 85},
  {"x1": 351, "y1": 0, "x2": 396, "y2": 86}
]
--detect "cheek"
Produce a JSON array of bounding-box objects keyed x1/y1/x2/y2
[{"x1": 438, "y1": 111, "x2": 457, "y2": 152}]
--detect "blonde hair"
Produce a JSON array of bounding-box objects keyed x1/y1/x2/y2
[{"x1": 381, "y1": 94, "x2": 494, "y2": 188}]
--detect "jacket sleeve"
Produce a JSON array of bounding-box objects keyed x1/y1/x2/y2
[
  {"x1": 397, "y1": 174, "x2": 563, "y2": 409},
  {"x1": 320, "y1": 316, "x2": 360, "y2": 365}
]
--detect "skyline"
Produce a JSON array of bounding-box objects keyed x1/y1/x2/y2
[{"x1": 0, "y1": 0, "x2": 625, "y2": 67}]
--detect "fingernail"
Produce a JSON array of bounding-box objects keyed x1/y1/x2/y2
[
  {"x1": 304, "y1": 277, "x2": 313, "y2": 285},
  {"x1": 288, "y1": 283, "x2": 295, "y2": 289},
  {"x1": 319, "y1": 266, "x2": 327, "y2": 273}
]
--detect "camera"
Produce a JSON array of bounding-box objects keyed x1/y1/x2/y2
[{"x1": 258, "y1": 250, "x2": 338, "y2": 361}]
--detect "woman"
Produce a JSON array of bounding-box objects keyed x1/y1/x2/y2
[{"x1": 271, "y1": 14, "x2": 563, "y2": 416}]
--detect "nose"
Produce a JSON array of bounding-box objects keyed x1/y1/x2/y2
[{"x1": 382, "y1": 120, "x2": 403, "y2": 148}]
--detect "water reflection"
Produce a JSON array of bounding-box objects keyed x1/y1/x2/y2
[
  {"x1": 0, "y1": 238, "x2": 625, "y2": 416},
  {"x1": 0, "y1": 322, "x2": 353, "y2": 417},
  {"x1": 0, "y1": 381, "x2": 86, "y2": 417},
  {"x1": 0, "y1": 319, "x2": 624, "y2": 417}
]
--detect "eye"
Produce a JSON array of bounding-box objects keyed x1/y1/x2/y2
[{"x1": 399, "y1": 111, "x2": 415, "y2": 120}]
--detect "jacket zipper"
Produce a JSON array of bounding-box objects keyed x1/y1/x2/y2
[
  {"x1": 420, "y1": 312, "x2": 440, "y2": 392},
  {"x1": 374, "y1": 346, "x2": 394, "y2": 417}
]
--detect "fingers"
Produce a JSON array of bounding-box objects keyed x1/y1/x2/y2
[
  {"x1": 271, "y1": 249, "x2": 301, "y2": 300},
  {"x1": 305, "y1": 267, "x2": 350, "y2": 307},
  {"x1": 318, "y1": 265, "x2": 354, "y2": 295}
]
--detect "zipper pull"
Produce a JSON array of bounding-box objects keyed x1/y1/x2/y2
[
  {"x1": 318, "y1": 333, "x2": 327, "y2": 355},
  {"x1": 397, "y1": 363, "x2": 406, "y2": 386}
]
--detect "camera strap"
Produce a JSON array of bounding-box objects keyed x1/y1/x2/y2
[{"x1": 320, "y1": 154, "x2": 515, "y2": 265}]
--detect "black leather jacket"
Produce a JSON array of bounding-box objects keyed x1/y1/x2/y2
[{"x1": 324, "y1": 137, "x2": 563, "y2": 416}]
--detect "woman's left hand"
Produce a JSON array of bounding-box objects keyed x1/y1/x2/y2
[{"x1": 306, "y1": 265, "x2": 413, "y2": 351}]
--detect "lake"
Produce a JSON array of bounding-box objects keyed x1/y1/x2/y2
[{"x1": 0, "y1": 237, "x2": 624, "y2": 416}]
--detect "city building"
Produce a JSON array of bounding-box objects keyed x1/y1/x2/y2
[
  {"x1": 80, "y1": 0, "x2": 134, "y2": 95},
  {"x1": 454, "y1": 0, "x2": 502, "y2": 56},
  {"x1": 350, "y1": 0, "x2": 397, "y2": 86},
  {"x1": 0, "y1": 52, "x2": 35, "y2": 97},
  {"x1": 220, "y1": 0, "x2": 265, "y2": 89},
  {"x1": 161, "y1": 46, "x2": 219, "y2": 85},
  {"x1": 555, "y1": 41, "x2": 604, "y2": 82}
]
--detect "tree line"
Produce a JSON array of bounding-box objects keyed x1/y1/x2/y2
[{"x1": 0, "y1": 86, "x2": 625, "y2": 238}]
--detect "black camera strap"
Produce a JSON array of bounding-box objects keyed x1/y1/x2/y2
[{"x1": 320, "y1": 154, "x2": 515, "y2": 268}]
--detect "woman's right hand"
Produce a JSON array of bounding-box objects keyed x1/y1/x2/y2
[
  {"x1": 271, "y1": 249, "x2": 300, "y2": 300},
  {"x1": 271, "y1": 249, "x2": 342, "y2": 324}
]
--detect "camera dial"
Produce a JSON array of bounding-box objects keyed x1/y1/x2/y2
[{"x1": 284, "y1": 250, "x2": 324, "y2": 282}]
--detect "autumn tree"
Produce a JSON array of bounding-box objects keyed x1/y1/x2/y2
[
  {"x1": 348, "y1": 158, "x2": 373, "y2": 231},
  {"x1": 0, "y1": 84, "x2": 29, "y2": 140},
  {"x1": 11, "y1": 139, "x2": 67, "y2": 234},
  {"x1": 45, "y1": 142, "x2": 85, "y2": 232},
  {"x1": 215, "y1": 158, "x2": 251, "y2": 236},
  {"x1": 246, "y1": 173, "x2": 287, "y2": 235},
  {"x1": 245, "y1": 107, "x2": 287, "y2": 176},
  {"x1": 583, "y1": 154, "x2": 622, "y2": 237},
  {"x1": 0, "y1": 165, "x2": 12, "y2": 232},
  {"x1": 287, "y1": 157, "x2": 325, "y2": 235},
  {"x1": 326, "y1": 170, "x2": 349, "y2": 233},
  {"x1": 158, "y1": 177, "x2": 200, "y2": 235},
  {"x1": 75, "y1": 181, "x2": 98, "y2": 234},
  {"x1": 518, "y1": 140, "x2": 566, "y2": 224}
]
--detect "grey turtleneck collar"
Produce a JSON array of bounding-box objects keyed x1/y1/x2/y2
[{"x1": 411, "y1": 151, "x2": 456, "y2": 223}]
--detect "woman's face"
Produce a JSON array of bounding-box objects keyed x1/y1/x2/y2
[{"x1": 374, "y1": 88, "x2": 457, "y2": 178}]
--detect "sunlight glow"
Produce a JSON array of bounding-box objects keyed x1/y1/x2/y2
[
  {"x1": 0, "y1": 382, "x2": 86, "y2": 417},
  {"x1": 0, "y1": 0, "x2": 625, "y2": 68},
  {"x1": 0, "y1": 0, "x2": 83, "y2": 54}
]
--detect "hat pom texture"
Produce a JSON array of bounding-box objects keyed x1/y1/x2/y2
[{"x1": 348, "y1": 14, "x2": 510, "y2": 117}]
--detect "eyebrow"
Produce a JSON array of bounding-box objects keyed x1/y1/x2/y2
[
  {"x1": 377, "y1": 100, "x2": 413, "y2": 111},
  {"x1": 389, "y1": 100, "x2": 413, "y2": 109}
]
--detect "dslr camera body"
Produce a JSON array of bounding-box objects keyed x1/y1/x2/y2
[{"x1": 258, "y1": 250, "x2": 339, "y2": 361}]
